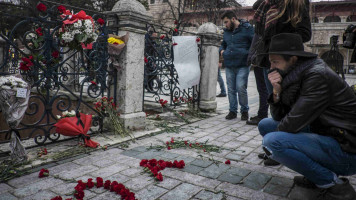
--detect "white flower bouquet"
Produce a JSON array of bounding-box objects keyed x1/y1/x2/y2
[
  {"x1": 56, "y1": 110, "x2": 76, "y2": 119},
  {"x1": 0, "y1": 74, "x2": 30, "y2": 161}
]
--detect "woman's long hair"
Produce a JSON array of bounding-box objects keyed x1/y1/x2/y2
[{"x1": 274, "y1": 0, "x2": 309, "y2": 27}]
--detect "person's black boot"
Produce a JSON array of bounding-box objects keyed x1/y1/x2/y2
[
  {"x1": 247, "y1": 116, "x2": 264, "y2": 125},
  {"x1": 216, "y1": 93, "x2": 227, "y2": 97},
  {"x1": 294, "y1": 176, "x2": 317, "y2": 189},
  {"x1": 263, "y1": 158, "x2": 280, "y2": 166},
  {"x1": 225, "y1": 111, "x2": 237, "y2": 120},
  {"x1": 241, "y1": 112, "x2": 249, "y2": 121},
  {"x1": 317, "y1": 178, "x2": 356, "y2": 200},
  {"x1": 258, "y1": 153, "x2": 267, "y2": 159}
]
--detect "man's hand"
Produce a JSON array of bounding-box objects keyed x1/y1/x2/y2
[
  {"x1": 218, "y1": 62, "x2": 222, "y2": 68},
  {"x1": 220, "y1": 50, "x2": 224, "y2": 56},
  {"x1": 268, "y1": 70, "x2": 282, "y2": 102}
]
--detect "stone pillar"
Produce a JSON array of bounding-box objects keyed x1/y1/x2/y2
[
  {"x1": 197, "y1": 23, "x2": 222, "y2": 112},
  {"x1": 106, "y1": 0, "x2": 151, "y2": 130},
  {"x1": 341, "y1": 16, "x2": 347, "y2": 23},
  {"x1": 318, "y1": 17, "x2": 324, "y2": 23}
]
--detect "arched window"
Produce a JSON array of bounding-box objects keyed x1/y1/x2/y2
[
  {"x1": 347, "y1": 15, "x2": 356, "y2": 22},
  {"x1": 324, "y1": 15, "x2": 341, "y2": 22}
]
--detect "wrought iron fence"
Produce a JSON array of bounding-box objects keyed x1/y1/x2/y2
[
  {"x1": 0, "y1": 4, "x2": 117, "y2": 145},
  {"x1": 143, "y1": 25, "x2": 200, "y2": 108}
]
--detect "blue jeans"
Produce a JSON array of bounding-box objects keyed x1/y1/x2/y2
[
  {"x1": 258, "y1": 118, "x2": 356, "y2": 188},
  {"x1": 217, "y1": 68, "x2": 226, "y2": 95},
  {"x1": 225, "y1": 66, "x2": 250, "y2": 113}
]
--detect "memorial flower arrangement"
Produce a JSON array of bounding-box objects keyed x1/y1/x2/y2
[
  {"x1": 140, "y1": 159, "x2": 185, "y2": 181},
  {"x1": 56, "y1": 110, "x2": 76, "y2": 119},
  {"x1": 0, "y1": 76, "x2": 28, "y2": 90}
]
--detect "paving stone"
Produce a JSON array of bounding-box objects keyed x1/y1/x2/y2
[
  {"x1": 55, "y1": 154, "x2": 89, "y2": 164},
  {"x1": 194, "y1": 190, "x2": 224, "y2": 200},
  {"x1": 120, "y1": 150, "x2": 142, "y2": 157},
  {"x1": 175, "y1": 155, "x2": 196, "y2": 163},
  {"x1": 198, "y1": 163, "x2": 230, "y2": 179},
  {"x1": 22, "y1": 190, "x2": 58, "y2": 200},
  {"x1": 190, "y1": 159, "x2": 213, "y2": 168},
  {"x1": 225, "y1": 153, "x2": 244, "y2": 161},
  {"x1": 225, "y1": 195, "x2": 245, "y2": 200},
  {"x1": 263, "y1": 183, "x2": 291, "y2": 197},
  {"x1": 0, "y1": 183, "x2": 13, "y2": 194},
  {"x1": 123, "y1": 175, "x2": 154, "y2": 192},
  {"x1": 159, "y1": 152, "x2": 181, "y2": 160},
  {"x1": 90, "y1": 163, "x2": 129, "y2": 178},
  {"x1": 160, "y1": 183, "x2": 203, "y2": 200},
  {"x1": 236, "y1": 135, "x2": 253, "y2": 142},
  {"x1": 216, "y1": 135, "x2": 236, "y2": 143},
  {"x1": 222, "y1": 140, "x2": 244, "y2": 149},
  {"x1": 72, "y1": 154, "x2": 113, "y2": 166},
  {"x1": 216, "y1": 182, "x2": 281, "y2": 200},
  {"x1": 242, "y1": 172, "x2": 272, "y2": 190},
  {"x1": 90, "y1": 191, "x2": 122, "y2": 200},
  {"x1": 155, "y1": 177, "x2": 182, "y2": 190},
  {"x1": 234, "y1": 146, "x2": 256, "y2": 156},
  {"x1": 130, "y1": 146, "x2": 148, "y2": 152},
  {"x1": 7, "y1": 172, "x2": 41, "y2": 188},
  {"x1": 49, "y1": 182, "x2": 76, "y2": 195},
  {"x1": 58, "y1": 164, "x2": 99, "y2": 179},
  {"x1": 49, "y1": 162, "x2": 81, "y2": 176},
  {"x1": 13, "y1": 177, "x2": 64, "y2": 197},
  {"x1": 106, "y1": 173, "x2": 131, "y2": 183},
  {"x1": 242, "y1": 153, "x2": 264, "y2": 165},
  {"x1": 28, "y1": 162, "x2": 58, "y2": 173},
  {"x1": 269, "y1": 177, "x2": 294, "y2": 188},
  {"x1": 134, "y1": 150, "x2": 165, "y2": 160},
  {"x1": 0, "y1": 192, "x2": 18, "y2": 200},
  {"x1": 288, "y1": 186, "x2": 321, "y2": 200},
  {"x1": 225, "y1": 167, "x2": 251, "y2": 177},
  {"x1": 182, "y1": 164, "x2": 204, "y2": 174},
  {"x1": 218, "y1": 172, "x2": 244, "y2": 184},
  {"x1": 136, "y1": 185, "x2": 168, "y2": 200},
  {"x1": 92, "y1": 158, "x2": 117, "y2": 168},
  {"x1": 161, "y1": 169, "x2": 221, "y2": 190},
  {"x1": 120, "y1": 167, "x2": 142, "y2": 177}
]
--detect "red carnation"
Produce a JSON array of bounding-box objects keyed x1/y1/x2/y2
[
  {"x1": 172, "y1": 43, "x2": 178, "y2": 46},
  {"x1": 96, "y1": 177, "x2": 103, "y2": 188},
  {"x1": 38, "y1": 168, "x2": 49, "y2": 178},
  {"x1": 57, "y1": 5, "x2": 66, "y2": 13},
  {"x1": 74, "y1": 190, "x2": 84, "y2": 200},
  {"x1": 104, "y1": 180, "x2": 111, "y2": 189},
  {"x1": 36, "y1": 3, "x2": 47, "y2": 12},
  {"x1": 87, "y1": 178, "x2": 94, "y2": 188},
  {"x1": 97, "y1": 18, "x2": 105, "y2": 25},
  {"x1": 52, "y1": 51, "x2": 59, "y2": 58},
  {"x1": 43, "y1": 148, "x2": 48, "y2": 155},
  {"x1": 160, "y1": 35, "x2": 165, "y2": 39},
  {"x1": 90, "y1": 81, "x2": 97, "y2": 85},
  {"x1": 174, "y1": 20, "x2": 178, "y2": 25},
  {"x1": 196, "y1": 37, "x2": 201, "y2": 42},
  {"x1": 225, "y1": 160, "x2": 231, "y2": 165},
  {"x1": 156, "y1": 172, "x2": 163, "y2": 181},
  {"x1": 140, "y1": 159, "x2": 148, "y2": 167},
  {"x1": 174, "y1": 28, "x2": 178, "y2": 32},
  {"x1": 51, "y1": 196, "x2": 62, "y2": 200},
  {"x1": 167, "y1": 146, "x2": 171, "y2": 150},
  {"x1": 144, "y1": 57, "x2": 148, "y2": 63},
  {"x1": 36, "y1": 27, "x2": 43, "y2": 36},
  {"x1": 110, "y1": 181, "x2": 118, "y2": 192},
  {"x1": 19, "y1": 62, "x2": 30, "y2": 71}
]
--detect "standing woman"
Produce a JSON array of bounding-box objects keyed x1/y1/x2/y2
[{"x1": 251, "y1": 0, "x2": 312, "y2": 166}]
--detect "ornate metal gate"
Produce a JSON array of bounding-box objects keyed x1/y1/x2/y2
[
  {"x1": 0, "y1": 4, "x2": 117, "y2": 145},
  {"x1": 144, "y1": 26, "x2": 200, "y2": 108}
]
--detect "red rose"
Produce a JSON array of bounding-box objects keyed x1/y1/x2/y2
[
  {"x1": 149, "y1": 159, "x2": 157, "y2": 166},
  {"x1": 87, "y1": 178, "x2": 94, "y2": 188},
  {"x1": 51, "y1": 196, "x2": 62, "y2": 200},
  {"x1": 43, "y1": 148, "x2": 48, "y2": 155},
  {"x1": 167, "y1": 146, "x2": 171, "y2": 150},
  {"x1": 144, "y1": 57, "x2": 148, "y2": 63},
  {"x1": 172, "y1": 43, "x2": 178, "y2": 46},
  {"x1": 97, "y1": 18, "x2": 105, "y2": 25},
  {"x1": 179, "y1": 160, "x2": 185, "y2": 167},
  {"x1": 140, "y1": 159, "x2": 148, "y2": 166},
  {"x1": 36, "y1": 27, "x2": 43, "y2": 36},
  {"x1": 156, "y1": 172, "x2": 163, "y2": 181},
  {"x1": 196, "y1": 38, "x2": 201, "y2": 42},
  {"x1": 166, "y1": 161, "x2": 173, "y2": 168},
  {"x1": 225, "y1": 160, "x2": 231, "y2": 165},
  {"x1": 189, "y1": 143, "x2": 192, "y2": 147},
  {"x1": 19, "y1": 62, "x2": 30, "y2": 71},
  {"x1": 166, "y1": 141, "x2": 169, "y2": 145},
  {"x1": 75, "y1": 180, "x2": 86, "y2": 191},
  {"x1": 52, "y1": 51, "x2": 59, "y2": 58},
  {"x1": 174, "y1": 28, "x2": 178, "y2": 32},
  {"x1": 104, "y1": 180, "x2": 111, "y2": 189},
  {"x1": 38, "y1": 168, "x2": 49, "y2": 178},
  {"x1": 174, "y1": 20, "x2": 178, "y2": 25},
  {"x1": 29, "y1": 55, "x2": 33, "y2": 60},
  {"x1": 90, "y1": 81, "x2": 97, "y2": 85},
  {"x1": 184, "y1": 141, "x2": 188, "y2": 145},
  {"x1": 96, "y1": 177, "x2": 103, "y2": 188},
  {"x1": 160, "y1": 35, "x2": 165, "y2": 39},
  {"x1": 22, "y1": 57, "x2": 31, "y2": 63},
  {"x1": 57, "y1": 5, "x2": 66, "y2": 13},
  {"x1": 36, "y1": 3, "x2": 47, "y2": 12}
]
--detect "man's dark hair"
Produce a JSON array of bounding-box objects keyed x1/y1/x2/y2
[{"x1": 221, "y1": 11, "x2": 237, "y2": 20}]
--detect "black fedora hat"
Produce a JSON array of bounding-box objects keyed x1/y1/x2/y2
[{"x1": 260, "y1": 33, "x2": 318, "y2": 58}]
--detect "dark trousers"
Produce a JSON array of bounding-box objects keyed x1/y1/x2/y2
[{"x1": 254, "y1": 67, "x2": 269, "y2": 118}]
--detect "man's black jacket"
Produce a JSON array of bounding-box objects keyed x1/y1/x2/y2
[{"x1": 269, "y1": 58, "x2": 356, "y2": 153}]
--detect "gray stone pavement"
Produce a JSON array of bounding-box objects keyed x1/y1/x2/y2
[{"x1": 1, "y1": 70, "x2": 356, "y2": 200}]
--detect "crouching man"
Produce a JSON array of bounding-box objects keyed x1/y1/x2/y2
[{"x1": 258, "y1": 33, "x2": 356, "y2": 200}]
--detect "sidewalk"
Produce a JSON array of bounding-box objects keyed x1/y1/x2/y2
[{"x1": 0, "y1": 70, "x2": 355, "y2": 200}]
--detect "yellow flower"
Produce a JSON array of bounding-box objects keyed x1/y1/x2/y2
[{"x1": 108, "y1": 37, "x2": 124, "y2": 44}]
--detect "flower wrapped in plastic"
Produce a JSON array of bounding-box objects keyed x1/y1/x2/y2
[
  {"x1": 107, "y1": 33, "x2": 129, "y2": 57},
  {"x1": 0, "y1": 74, "x2": 30, "y2": 161},
  {"x1": 54, "y1": 111, "x2": 99, "y2": 148}
]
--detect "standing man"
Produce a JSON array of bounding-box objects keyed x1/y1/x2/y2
[
  {"x1": 219, "y1": 11, "x2": 254, "y2": 120},
  {"x1": 259, "y1": 33, "x2": 356, "y2": 199},
  {"x1": 217, "y1": 55, "x2": 227, "y2": 97}
]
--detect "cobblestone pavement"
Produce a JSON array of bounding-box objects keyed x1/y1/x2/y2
[{"x1": 1, "y1": 70, "x2": 356, "y2": 200}]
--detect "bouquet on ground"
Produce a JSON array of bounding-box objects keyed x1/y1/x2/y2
[
  {"x1": 60, "y1": 10, "x2": 100, "y2": 50},
  {"x1": 54, "y1": 111, "x2": 99, "y2": 148},
  {"x1": 0, "y1": 74, "x2": 30, "y2": 161}
]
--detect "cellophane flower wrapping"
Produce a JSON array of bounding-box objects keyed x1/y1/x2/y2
[{"x1": 0, "y1": 74, "x2": 30, "y2": 161}]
